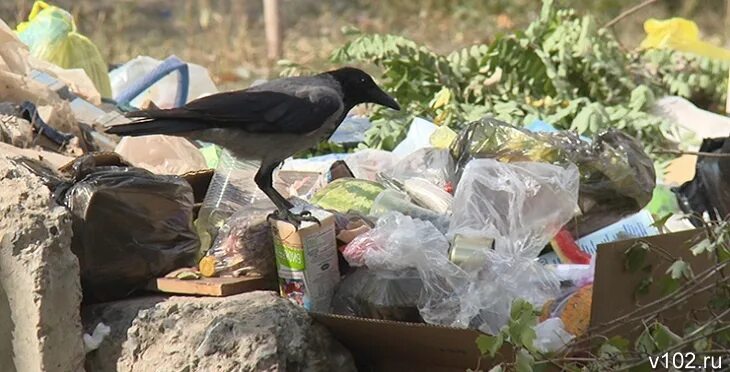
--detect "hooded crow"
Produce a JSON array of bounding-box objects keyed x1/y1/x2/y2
[{"x1": 106, "y1": 67, "x2": 400, "y2": 226}]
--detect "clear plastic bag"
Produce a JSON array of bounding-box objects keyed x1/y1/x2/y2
[
  {"x1": 385, "y1": 147, "x2": 456, "y2": 192},
  {"x1": 451, "y1": 117, "x2": 655, "y2": 237},
  {"x1": 345, "y1": 149, "x2": 397, "y2": 181},
  {"x1": 331, "y1": 268, "x2": 423, "y2": 322},
  {"x1": 200, "y1": 207, "x2": 275, "y2": 278},
  {"x1": 341, "y1": 212, "x2": 470, "y2": 326},
  {"x1": 342, "y1": 211, "x2": 451, "y2": 269},
  {"x1": 448, "y1": 159, "x2": 580, "y2": 258},
  {"x1": 426, "y1": 159, "x2": 580, "y2": 334},
  {"x1": 369, "y1": 189, "x2": 450, "y2": 233}
]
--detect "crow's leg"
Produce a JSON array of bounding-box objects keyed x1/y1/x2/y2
[
  {"x1": 254, "y1": 160, "x2": 292, "y2": 211},
  {"x1": 254, "y1": 160, "x2": 319, "y2": 228}
]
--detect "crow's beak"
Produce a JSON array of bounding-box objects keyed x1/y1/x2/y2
[{"x1": 369, "y1": 88, "x2": 401, "y2": 111}]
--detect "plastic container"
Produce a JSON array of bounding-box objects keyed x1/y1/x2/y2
[{"x1": 195, "y1": 150, "x2": 273, "y2": 253}]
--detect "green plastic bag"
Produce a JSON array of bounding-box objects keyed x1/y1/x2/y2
[{"x1": 16, "y1": 1, "x2": 112, "y2": 98}]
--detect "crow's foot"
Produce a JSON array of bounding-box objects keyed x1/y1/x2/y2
[{"x1": 268, "y1": 209, "x2": 321, "y2": 229}]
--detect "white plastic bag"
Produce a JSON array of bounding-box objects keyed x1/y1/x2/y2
[
  {"x1": 110, "y1": 55, "x2": 218, "y2": 109},
  {"x1": 392, "y1": 117, "x2": 438, "y2": 158}
]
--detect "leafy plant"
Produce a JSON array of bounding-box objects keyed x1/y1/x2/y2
[
  {"x1": 328, "y1": 0, "x2": 728, "y2": 159},
  {"x1": 474, "y1": 221, "x2": 729, "y2": 371}
]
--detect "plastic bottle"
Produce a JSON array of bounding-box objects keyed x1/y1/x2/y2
[{"x1": 195, "y1": 150, "x2": 273, "y2": 254}]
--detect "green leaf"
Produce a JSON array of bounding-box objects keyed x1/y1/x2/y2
[
  {"x1": 650, "y1": 213, "x2": 673, "y2": 232},
  {"x1": 515, "y1": 348, "x2": 535, "y2": 372},
  {"x1": 476, "y1": 334, "x2": 504, "y2": 357},
  {"x1": 624, "y1": 242, "x2": 649, "y2": 273},
  {"x1": 635, "y1": 328, "x2": 656, "y2": 355},
  {"x1": 507, "y1": 299, "x2": 538, "y2": 351},
  {"x1": 510, "y1": 299, "x2": 535, "y2": 321},
  {"x1": 607, "y1": 336, "x2": 630, "y2": 351},
  {"x1": 659, "y1": 276, "x2": 680, "y2": 295},
  {"x1": 666, "y1": 259, "x2": 692, "y2": 280},
  {"x1": 652, "y1": 323, "x2": 681, "y2": 351}
]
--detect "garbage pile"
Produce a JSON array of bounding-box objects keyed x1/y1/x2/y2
[{"x1": 2, "y1": 1, "x2": 730, "y2": 366}]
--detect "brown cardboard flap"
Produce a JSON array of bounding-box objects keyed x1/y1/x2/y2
[
  {"x1": 590, "y1": 229, "x2": 712, "y2": 338},
  {"x1": 181, "y1": 168, "x2": 215, "y2": 203},
  {"x1": 311, "y1": 313, "x2": 498, "y2": 371},
  {"x1": 58, "y1": 151, "x2": 128, "y2": 172}
]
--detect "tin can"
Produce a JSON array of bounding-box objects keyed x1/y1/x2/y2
[{"x1": 448, "y1": 235, "x2": 495, "y2": 270}]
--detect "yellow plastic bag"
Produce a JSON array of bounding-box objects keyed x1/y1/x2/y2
[
  {"x1": 640, "y1": 18, "x2": 730, "y2": 61},
  {"x1": 16, "y1": 1, "x2": 112, "y2": 98}
]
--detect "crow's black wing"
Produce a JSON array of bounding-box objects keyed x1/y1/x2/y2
[{"x1": 107, "y1": 87, "x2": 342, "y2": 136}]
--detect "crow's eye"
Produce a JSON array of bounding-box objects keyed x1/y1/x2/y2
[{"x1": 359, "y1": 78, "x2": 366, "y2": 83}]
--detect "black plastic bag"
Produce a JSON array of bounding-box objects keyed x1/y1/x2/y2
[
  {"x1": 674, "y1": 137, "x2": 730, "y2": 225},
  {"x1": 451, "y1": 117, "x2": 656, "y2": 237},
  {"x1": 57, "y1": 155, "x2": 199, "y2": 302},
  {"x1": 331, "y1": 268, "x2": 423, "y2": 323}
]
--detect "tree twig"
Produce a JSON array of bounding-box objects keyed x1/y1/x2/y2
[
  {"x1": 653, "y1": 149, "x2": 730, "y2": 158},
  {"x1": 604, "y1": 0, "x2": 659, "y2": 29}
]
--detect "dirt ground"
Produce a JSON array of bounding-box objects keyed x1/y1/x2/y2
[{"x1": 1, "y1": 0, "x2": 728, "y2": 91}]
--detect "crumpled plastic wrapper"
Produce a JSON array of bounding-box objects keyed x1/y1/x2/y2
[
  {"x1": 201, "y1": 207, "x2": 275, "y2": 278},
  {"x1": 0, "y1": 113, "x2": 33, "y2": 147},
  {"x1": 451, "y1": 117, "x2": 655, "y2": 237},
  {"x1": 115, "y1": 135, "x2": 209, "y2": 175}
]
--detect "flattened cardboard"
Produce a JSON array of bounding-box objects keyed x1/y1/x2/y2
[
  {"x1": 311, "y1": 313, "x2": 496, "y2": 372},
  {"x1": 313, "y1": 229, "x2": 712, "y2": 371},
  {"x1": 663, "y1": 154, "x2": 696, "y2": 185},
  {"x1": 590, "y1": 228, "x2": 713, "y2": 338}
]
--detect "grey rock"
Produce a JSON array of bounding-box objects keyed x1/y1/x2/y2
[{"x1": 83, "y1": 291, "x2": 356, "y2": 372}]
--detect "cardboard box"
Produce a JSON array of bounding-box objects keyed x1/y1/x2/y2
[
  {"x1": 313, "y1": 229, "x2": 714, "y2": 371},
  {"x1": 271, "y1": 209, "x2": 340, "y2": 313}
]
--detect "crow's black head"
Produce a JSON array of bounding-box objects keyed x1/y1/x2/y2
[{"x1": 326, "y1": 67, "x2": 400, "y2": 111}]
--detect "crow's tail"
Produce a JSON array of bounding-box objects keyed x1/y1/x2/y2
[{"x1": 105, "y1": 109, "x2": 208, "y2": 136}]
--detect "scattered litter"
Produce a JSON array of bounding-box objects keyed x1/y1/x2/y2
[
  {"x1": 196, "y1": 150, "x2": 273, "y2": 252},
  {"x1": 452, "y1": 117, "x2": 656, "y2": 237},
  {"x1": 110, "y1": 55, "x2": 217, "y2": 109},
  {"x1": 17, "y1": 1, "x2": 112, "y2": 98},
  {"x1": 200, "y1": 208, "x2": 275, "y2": 278},
  {"x1": 674, "y1": 136, "x2": 730, "y2": 225},
  {"x1": 56, "y1": 154, "x2": 200, "y2": 302},
  {"x1": 83, "y1": 322, "x2": 111, "y2": 353},
  {"x1": 115, "y1": 135, "x2": 208, "y2": 175},
  {"x1": 392, "y1": 117, "x2": 438, "y2": 158}
]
